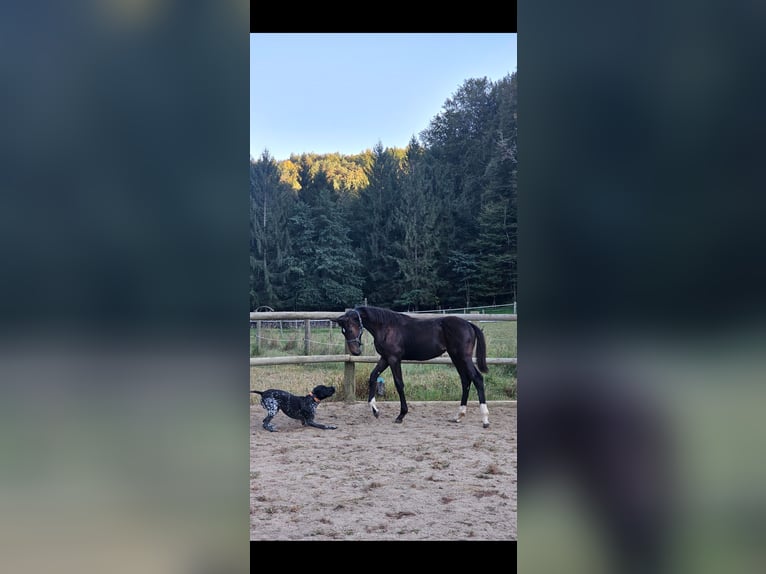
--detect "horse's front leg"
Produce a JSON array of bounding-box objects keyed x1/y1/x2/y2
[
  {"x1": 367, "y1": 358, "x2": 389, "y2": 419},
  {"x1": 389, "y1": 360, "x2": 408, "y2": 423}
]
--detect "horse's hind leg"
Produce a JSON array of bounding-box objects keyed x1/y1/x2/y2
[
  {"x1": 450, "y1": 357, "x2": 490, "y2": 428},
  {"x1": 468, "y1": 362, "x2": 490, "y2": 428},
  {"x1": 451, "y1": 362, "x2": 473, "y2": 423}
]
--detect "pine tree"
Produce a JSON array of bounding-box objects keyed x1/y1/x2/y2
[
  {"x1": 393, "y1": 138, "x2": 442, "y2": 309},
  {"x1": 420, "y1": 77, "x2": 498, "y2": 307},
  {"x1": 353, "y1": 142, "x2": 405, "y2": 307},
  {"x1": 475, "y1": 73, "x2": 518, "y2": 304},
  {"x1": 287, "y1": 168, "x2": 363, "y2": 310},
  {"x1": 250, "y1": 151, "x2": 295, "y2": 310}
]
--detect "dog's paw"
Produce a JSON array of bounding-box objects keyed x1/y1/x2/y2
[
  {"x1": 263, "y1": 425, "x2": 277, "y2": 432},
  {"x1": 327, "y1": 425, "x2": 338, "y2": 430}
]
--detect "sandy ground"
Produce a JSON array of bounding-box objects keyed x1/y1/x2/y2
[{"x1": 250, "y1": 399, "x2": 517, "y2": 541}]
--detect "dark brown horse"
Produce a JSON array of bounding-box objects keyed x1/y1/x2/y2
[{"x1": 333, "y1": 306, "x2": 491, "y2": 428}]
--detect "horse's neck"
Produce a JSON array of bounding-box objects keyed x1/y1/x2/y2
[
  {"x1": 360, "y1": 314, "x2": 379, "y2": 337},
  {"x1": 358, "y1": 308, "x2": 384, "y2": 338}
]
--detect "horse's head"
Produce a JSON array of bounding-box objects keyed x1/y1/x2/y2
[{"x1": 333, "y1": 309, "x2": 364, "y2": 356}]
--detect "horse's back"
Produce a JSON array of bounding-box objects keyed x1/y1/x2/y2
[
  {"x1": 372, "y1": 311, "x2": 477, "y2": 361},
  {"x1": 396, "y1": 316, "x2": 448, "y2": 361}
]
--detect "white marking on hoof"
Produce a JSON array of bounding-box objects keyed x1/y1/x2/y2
[
  {"x1": 480, "y1": 403, "x2": 489, "y2": 427},
  {"x1": 453, "y1": 404, "x2": 467, "y2": 423}
]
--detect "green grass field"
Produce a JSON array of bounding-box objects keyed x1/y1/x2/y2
[{"x1": 250, "y1": 319, "x2": 517, "y2": 401}]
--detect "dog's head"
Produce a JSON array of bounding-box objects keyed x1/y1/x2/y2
[{"x1": 311, "y1": 385, "x2": 336, "y2": 401}]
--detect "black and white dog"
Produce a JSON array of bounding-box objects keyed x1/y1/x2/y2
[{"x1": 251, "y1": 385, "x2": 337, "y2": 432}]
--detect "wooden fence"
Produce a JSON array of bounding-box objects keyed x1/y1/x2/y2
[{"x1": 249, "y1": 310, "x2": 517, "y2": 402}]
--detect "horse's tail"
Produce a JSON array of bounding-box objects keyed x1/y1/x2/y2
[{"x1": 471, "y1": 323, "x2": 489, "y2": 373}]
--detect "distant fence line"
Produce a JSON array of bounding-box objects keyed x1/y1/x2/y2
[
  {"x1": 249, "y1": 310, "x2": 517, "y2": 401},
  {"x1": 410, "y1": 302, "x2": 517, "y2": 315},
  {"x1": 250, "y1": 319, "x2": 334, "y2": 331}
]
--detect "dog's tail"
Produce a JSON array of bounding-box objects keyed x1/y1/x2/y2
[{"x1": 250, "y1": 390, "x2": 263, "y2": 395}]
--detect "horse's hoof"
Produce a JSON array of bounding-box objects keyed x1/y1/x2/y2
[
  {"x1": 394, "y1": 418, "x2": 403, "y2": 424},
  {"x1": 372, "y1": 410, "x2": 379, "y2": 419},
  {"x1": 483, "y1": 423, "x2": 490, "y2": 429}
]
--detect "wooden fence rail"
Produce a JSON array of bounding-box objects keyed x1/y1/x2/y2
[{"x1": 249, "y1": 310, "x2": 517, "y2": 401}]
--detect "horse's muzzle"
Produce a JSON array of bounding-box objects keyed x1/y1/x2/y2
[{"x1": 347, "y1": 343, "x2": 362, "y2": 356}]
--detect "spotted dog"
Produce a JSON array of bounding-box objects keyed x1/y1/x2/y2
[{"x1": 251, "y1": 384, "x2": 337, "y2": 432}]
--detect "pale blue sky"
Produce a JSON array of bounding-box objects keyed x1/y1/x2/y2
[{"x1": 250, "y1": 33, "x2": 517, "y2": 161}]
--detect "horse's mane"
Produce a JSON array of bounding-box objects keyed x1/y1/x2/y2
[{"x1": 356, "y1": 305, "x2": 408, "y2": 326}]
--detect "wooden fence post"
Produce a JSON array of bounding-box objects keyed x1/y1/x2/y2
[
  {"x1": 256, "y1": 321, "x2": 261, "y2": 353},
  {"x1": 304, "y1": 319, "x2": 311, "y2": 355},
  {"x1": 343, "y1": 360, "x2": 355, "y2": 402}
]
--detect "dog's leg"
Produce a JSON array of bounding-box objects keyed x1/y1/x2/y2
[
  {"x1": 262, "y1": 414, "x2": 277, "y2": 432},
  {"x1": 261, "y1": 396, "x2": 279, "y2": 432}
]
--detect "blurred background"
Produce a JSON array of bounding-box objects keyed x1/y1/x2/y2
[
  {"x1": 520, "y1": 1, "x2": 766, "y2": 573},
  {"x1": 0, "y1": 1, "x2": 249, "y2": 572}
]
